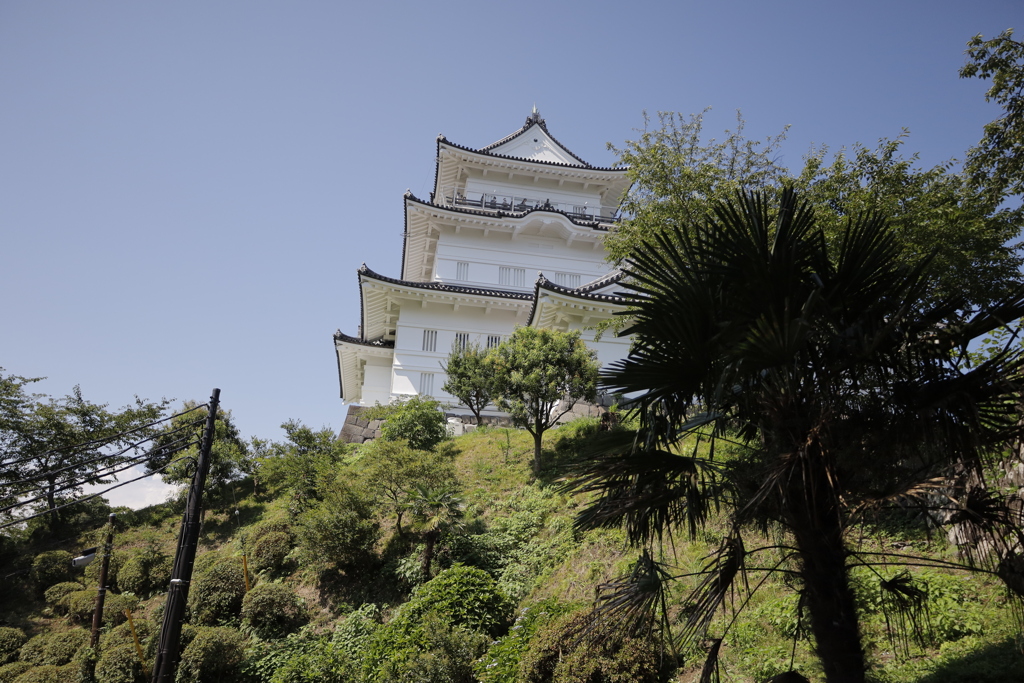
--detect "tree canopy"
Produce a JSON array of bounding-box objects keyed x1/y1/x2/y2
[
  {"x1": 489, "y1": 327, "x2": 599, "y2": 475},
  {"x1": 0, "y1": 371, "x2": 168, "y2": 524},
  {"x1": 441, "y1": 341, "x2": 494, "y2": 423},
  {"x1": 568, "y1": 190, "x2": 1024, "y2": 682},
  {"x1": 606, "y1": 107, "x2": 1023, "y2": 308}
]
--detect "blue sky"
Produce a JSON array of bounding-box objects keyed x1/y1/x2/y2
[{"x1": 0, "y1": 1, "x2": 1020, "y2": 505}]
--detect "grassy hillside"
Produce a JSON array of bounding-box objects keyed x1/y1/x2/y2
[{"x1": 1, "y1": 418, "x2": 1022, "y2": 682}]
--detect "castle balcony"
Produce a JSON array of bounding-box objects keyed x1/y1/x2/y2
[{"x1": 436, "y1": 187, "x2": 620, "y2": 225}]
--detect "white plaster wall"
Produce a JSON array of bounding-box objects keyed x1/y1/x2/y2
[
  {"x1": 362, "y1": 358, "x2": 394, "y2": 406},
  {"x1": 463, "y1": 177, "x2": 603, "y2": 210},
  {"x1": 434, "y1": 233, "x2": 611, "y2": 290}
]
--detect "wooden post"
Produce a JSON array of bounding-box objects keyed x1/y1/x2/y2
[{"x1": 90, "y1": 513, "x2": 116, "y2": 649}]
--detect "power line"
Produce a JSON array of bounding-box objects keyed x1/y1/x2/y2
[
  {"x1": 0, "y1": 455, "x2": 194, "y2": 532},
  {"x1": 0, "y1": 435, "x2": 198, "y2": 513},
  {"x1": 0, "y1": 403, "x2": 208, "y2": 470}
]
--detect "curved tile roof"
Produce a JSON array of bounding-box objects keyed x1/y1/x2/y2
[
  {"x1": 333, "y1": 330, "x2": 395, "y2": 348},
  {"x1": 360, "y1": 263, "x2": 534, "y2": 301}
]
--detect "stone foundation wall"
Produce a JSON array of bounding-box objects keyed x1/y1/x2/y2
[{"x1": 338, "y1": 405, "x2": 384, "y2": 444}]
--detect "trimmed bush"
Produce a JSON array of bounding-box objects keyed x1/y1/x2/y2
[
  {"x1": 10, "y1": 664, "x2": 59, "y2": 683},
  {"x1": 403, "y1": 565, "x2": 512, "y2": 636},
  {"x1": 100, "y1": 619, "x2": 154, "y2": 652},
  {"x1": 118, "y1": 551, "x2": 171, "y2": 597},
  {"x1": 295, "y1": 497, "x2": 379, "y2": 572},
  {"x1": 518, "y1": 611, "x2": 671, "y2": 683},
  {"x1": 240, "y1": 583, "x2": 306, "y2": 640},
  {"x1": 176, "y1": 627, "x2": 246, "y2": 683},
  {"x1": 43, "y1": 582, "x2": 84, "y2": 615},
  {"x1": 84, "y1": 551, "x2": 124, "y2": 592},
  {"x1": 95, "y1": 644, "x2": 146, "y2": 683},
  {"x1": 191, "y1": 551, "x2": 224, "y2": 577},
  {"x1": 39, "y1": 630, "x2": 87, "y2": 666},
  {"x1": 0, "y1": 663, "x2": 30, "y2": 683},
  {"x1": 66, "y1": 591, "x2": 138, "y2": 626},
  {"x1": 249, "y1": 532, "x2": 292, "y2": 575},
  {"x1": 18, "y1": 636, "x2": 50, "y2": 666},
  {"x1": 0, "y1": 629, "x2": 26, "y2": 666},
  {"x1": 187, "y1": 560, "x2": 246, "y2": 626},
  {"x1": 246, "y1": 520, "x2": 291, "y2": 546},
  {"x1": 31, "y1": 552, "x2": 73, "y2": 591}
]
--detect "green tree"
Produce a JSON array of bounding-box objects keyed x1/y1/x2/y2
[
  {"x1": 361, "y1": 439, "x2": 457, "y2": 538},
  {"x1": 960, "y1": 28, "x2": 1024, "y2": 205},
  {"x1": 490, "y1": 327, "x2": 599, "y2": 474},
  {"x1": 407, "y1": 482, "x2": 463, "y2": 580},
  {"x1": 567, "y1": 191, "x2": 1024, "y2": 683},
  {"x1": 367, "y1": 396, "x2": 449, "y2": 451},
  {"x1": 608, "y1": 109, "x2": 1023, "y2": 308},
  {"x1": 254, "y1": 420, "x2": 349, "y2": 512},
  {"x1": 441, "y1": 341, "x2": 494, "y2": 423},
  {"x1": 0, "y1": 378, "x2": 167, "y2": 521},
  {"x1": 146, "y1": 400, "x2": 247, "y2": 494}
]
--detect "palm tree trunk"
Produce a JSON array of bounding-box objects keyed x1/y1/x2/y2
[
  {"x1": 421, "y1": 530, "x2": 438, "y2": 580},
  {"x1": 787, "y1": 444, "x2": 866, "y2": 683}
]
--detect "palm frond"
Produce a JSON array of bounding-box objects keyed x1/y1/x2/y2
[
  {"x1": 590, "y1": 550, "x2": 672, "y2": 640},
  {"x1": 878, "y1": 571, "x2": 931, "y2": 656},
  {"x1": 946, "y1": 487, "x2": 1024, "y2": 568},
  {"x1": 697, "y1": 638, "x2": 722, "y2": 683},
  {"x1": 564, "y1": 436, "x2": 723, "y2": 545},
  {"x1": 677, "y1": 533, "x2": 747, "y2": 652}
]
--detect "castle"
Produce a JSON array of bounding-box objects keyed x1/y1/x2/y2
[{"x1": 334, "y1": 110, "x2": 631, "y2": 436}]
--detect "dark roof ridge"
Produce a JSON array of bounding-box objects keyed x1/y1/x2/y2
[
  {"x1": 576, "y1": 270, "x2": 626, "y2": 294},
  {"x1": 536, "y1": 276, "x2": 626, "y2": 303},
  {"x1": 334, "y1": 330, "x2": 394, "y2": 348},
  {"x1": 441, "y1": 136, "x2": 624, "y2": 172},
  {"x1": 360, "y1": 263, "x2": 534, "y2": 300},
  {"x1": 405, "y1": 192, "x2": 612, "y2": 231}
]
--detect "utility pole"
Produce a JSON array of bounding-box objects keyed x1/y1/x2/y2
[
  {"x1": 151, "y1": 388, "x2": 220, "y2": 683},
  {"x1": 90, "y1": 513, "x2": 117, "y2": 649}
]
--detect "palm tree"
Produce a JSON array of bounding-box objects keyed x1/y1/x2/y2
[
  {"x1": 408, "y1": 482, "x2": 463, "y2": 580},
  {"x1": 566, "y1": 190, "x2": 1024, "y2": 682}
]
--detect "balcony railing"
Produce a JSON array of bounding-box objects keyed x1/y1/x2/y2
[{"x1": 437, "y1": 187, "x2": 620, "y2": 224}]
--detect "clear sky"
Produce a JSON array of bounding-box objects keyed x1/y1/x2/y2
[{"x1": 1, "y1": 1, "x2": 1020, "y2": 506}]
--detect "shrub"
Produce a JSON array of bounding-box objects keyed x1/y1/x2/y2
[
  {"x1": 362, "y1": 566, "x2": 512, "y2": 682},
  {"x1": 66, "y1": 590, "x2": 138, "y2": 626},
  {"x1": 475, "y1": 600, "x2": 577, "y2": 683},
  {"x1": 39, "y1": 630, "x2": 88, "y2": 666},
  {"x1": 17, "y1": 636, "x2": 50, "y2": 666},
  {"x1": 241, "y1": 583, "x2": 306, "y2": 640},
  {"x1": 100, "y1": 619, "x2": 154, "y2": 652},
  {"x1": 94, "y1": 644, "x2": 146, "y2": 683},
  {"x1": 295, "y1": 488, "x2": 379, "y2": 572},
  {"x1": 31, "y1": 552, "x2": 73, "y2": 591},
  {"x1": 187, "y1": 559, "x2": 246, "y2": 625},
  {"x1": 192, "y1": 551, "x2": 224, "y2": 577},
  {"x1": 247, "y1": 520, "x2": 292, "y2": 546},
  {"x1": 0, "y1": 629, "x2": 26, "y2": 666},
  {"x1": 176, "y1": 627, "x2": 246, "y2": 683},
  {"x1": 43, "y1": 582, "x2": 84, "y2": 615},
  {"x1": 84, "y1": 550, "x2": 124, "y2": 591},
  {"x1": 249, "y1": 532, "x2": 292, "y2": 575},
  {"x1": 118, "y1": 551, "x2": 171, "y2": 597},
  {"x1": 9, "y1": 664, "x2": 59, "y2": 683},
  {"x1": 403, "y1": 565, "x2": 512, "y2": 636},
  {"x1": 518, "y1": 611, "x2": 671, "y2": 683},
  {"x1": 0, "y1": 662, "x2": 30, "y2": 683},
  {"x1": 375, "y1": 396, "x2": 449, "y2": 451}
]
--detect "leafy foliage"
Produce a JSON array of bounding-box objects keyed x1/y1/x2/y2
[
  {"x1": 241, "y1": 583, "x2": 307, "y2": 640},
  {"x1": 0, "y1": 630, "x2": 25, "y2": 667},
  {"x1": 294, "y1": 479, "x2": 380, "y2": 572},
  {"x1": 30, "y1": 552, "x2": 74, "y2": 591},
  {"x1": 569, "y1": 190, "x2": 1024, "y2": 681},
  {"x1": 118, "y1": 549, "x2": 172, "y2": 597},
  {"x1": 442, "y1": 341, "x2": 495, "y2": 422},
  {"x1": 187, "y1": 558, "x2": 247, "y2": 625},
  {"x1": 490, "y1": 327, "x2": 599, "y2": 473},
  {"x1": 252, "y1": 420, "x2": 350, "y2": 511},
  {"x1": 43, "y1": 582, "x2": 84, "y2": 615},
  {"x1": 176, "y1": 626, "x2": 247, "y2": 683},
  {"x1": 95, "y1": 643, "x2": 146, "y2": 683},
  {"x1": 372, "y1": 396, "x2": 450, "y2": 451},
  {"x1": 147, "y1": 400, "x2": 248, "y2": 492},
  {"x1": 960, "y1": 29, "x2": 1024, "y2": 205},
  {"x1": 249, "y1": 531, "x2": 293, "y2": 575},
  {"x1": 361, "y1": 439, "x2": 457, "y2": 538}
]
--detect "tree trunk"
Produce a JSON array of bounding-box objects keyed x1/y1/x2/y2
[
  {"x1": 421, "y1": 530, "x2": 438, "y2": 580},
  {"x1": 532, "y1": 430, "x2": 543, "y2": 475},
  {"x1": 787, "y1": 445, "x2": 866, "y2": 683}
]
